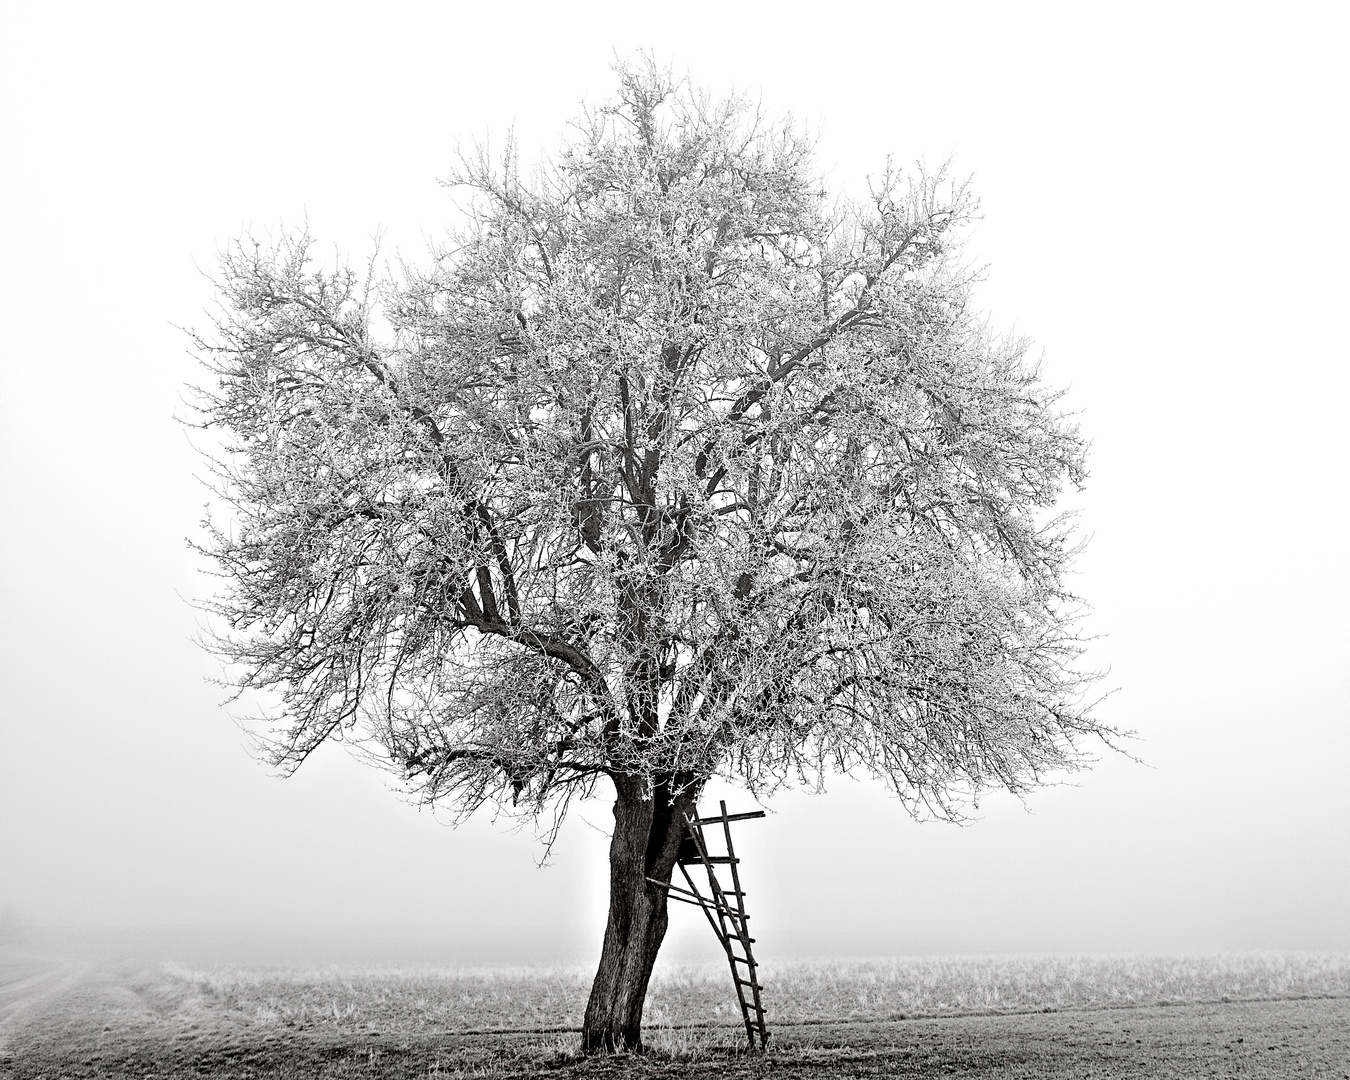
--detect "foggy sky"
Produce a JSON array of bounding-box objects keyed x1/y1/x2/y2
[{"x1": 1, "y1": 1, "x2": 1346, "y2": 965}]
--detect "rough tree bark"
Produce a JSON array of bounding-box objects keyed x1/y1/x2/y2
[{"x1": 580, "y1": 776, "x2": 699, "y2": 1052}]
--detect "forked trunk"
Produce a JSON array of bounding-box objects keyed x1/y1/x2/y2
[{"x1": 581, "y1": 776, "x2": 695, "y2": 1053}]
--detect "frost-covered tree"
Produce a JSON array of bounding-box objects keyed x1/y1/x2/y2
[{"x1": 191, "y1": 59, "x2": 1110, "y2": 1052}]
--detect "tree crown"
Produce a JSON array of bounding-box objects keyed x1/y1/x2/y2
[{"x1": 191, "y1": 59, "x2": 1108, "y2": 830}]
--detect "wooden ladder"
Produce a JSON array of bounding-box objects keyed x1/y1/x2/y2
[{"x1": 648, "y1": 800, "x2": 769, "y2": 1050}]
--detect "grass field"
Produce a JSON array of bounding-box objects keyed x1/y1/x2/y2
[{"x1": 2, "y1": 952, "x2": 1347, "y2": 1077}]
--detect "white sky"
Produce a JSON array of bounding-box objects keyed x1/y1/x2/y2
[{"x1": 1, "y1": 1, "x2": 1346, "y2": 963}]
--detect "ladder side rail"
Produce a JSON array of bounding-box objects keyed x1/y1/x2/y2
[
  {"x1": 647, "y1": 876, "x2": 718, "y2": 911},
  {"x1": 674, "y1": 862, "x2": 730, "y2": 950},
  {"x1": 719, "y1": 800, "x2": 750, "y2": 934},
  {"x1": 695, "y1": 862, "x2": 756, "y2": 1046},
  {"x1": 719, "y1": 799, "x2": 769, "y2": 1046},
  {"x1": 683, "y1": 810, "x2": 756, "y2": 1048},
  {"x1": 682, "y1": 812, "x2": 738, "y2": 925}
]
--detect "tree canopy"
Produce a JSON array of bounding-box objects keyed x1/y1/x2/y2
[{"x1": 192, "y1": 60, "x2": 1107, "y2": 836}]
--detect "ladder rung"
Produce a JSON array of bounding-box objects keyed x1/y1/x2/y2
[{"x1": 681, "y1": 855, "x2": 738, "y2": 864}]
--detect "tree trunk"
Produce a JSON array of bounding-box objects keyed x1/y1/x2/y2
[{"x1": 581, "y1": 775, "x2": 695, "y2": 1053}]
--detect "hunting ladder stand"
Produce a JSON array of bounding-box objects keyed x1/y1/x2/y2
[{"x1": 647, "y1": 800, "x2": 770, "y2": 1050}]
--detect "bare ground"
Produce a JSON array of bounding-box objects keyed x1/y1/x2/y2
[{"x1": 2, "y1": 963, "x2": 1347, "y2": 1079}]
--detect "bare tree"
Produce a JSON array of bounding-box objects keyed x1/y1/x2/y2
[{"x1": 190, "y1": 58, "x2": 1112, "y2": 1052}]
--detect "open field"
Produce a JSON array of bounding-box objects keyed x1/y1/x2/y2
[{"x1": 2, "y1": 953, "x2": 1347, "y2": 1077}]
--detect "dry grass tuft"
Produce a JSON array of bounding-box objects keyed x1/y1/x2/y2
[
  {"x1": 754, "y1": 952, "x2": 1350, "y2": 1022},
  {"x1": 138, "y1": 952, "x2": 1350, "y2": 1040},
  {"x1": 156, "y1": 962, "x2": 596, "y2": 1034}
]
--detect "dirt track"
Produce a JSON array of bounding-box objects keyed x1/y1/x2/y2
[{"x1": 0, "y1": 958, "x2": 91, "y2": 1053}]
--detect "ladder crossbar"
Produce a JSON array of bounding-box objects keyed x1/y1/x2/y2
[{"x1": 685, "y1": 810, "x2": 766, "y2": 825}]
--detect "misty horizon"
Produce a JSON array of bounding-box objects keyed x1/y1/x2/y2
[{"x1": 2, "y1": 3, "x2": 1348, "y2": 1003}]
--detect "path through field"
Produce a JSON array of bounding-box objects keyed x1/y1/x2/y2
[{"x1": 0, "y1": 958, "x2": 90, "y2": 1055}]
